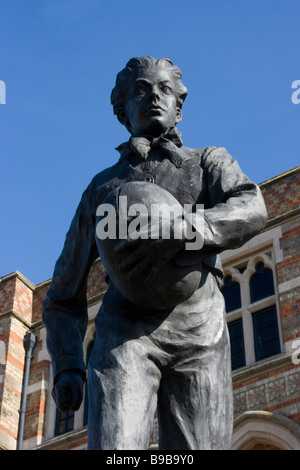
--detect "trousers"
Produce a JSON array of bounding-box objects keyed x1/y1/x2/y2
[{"x1": 87, "y1": 270, "x2": 233, "y2": 450}]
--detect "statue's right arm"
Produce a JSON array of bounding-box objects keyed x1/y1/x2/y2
[{"x1": 42, "y1": 186, "x2": 98, "y2": 390}]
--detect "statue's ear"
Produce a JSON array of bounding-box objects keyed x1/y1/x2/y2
[
  {"x1": 175, "y1": 107, "x2": 182, "y2": 124},
  {"x1": 117, "y1": 109, "x2": 128, "y2": 126}
]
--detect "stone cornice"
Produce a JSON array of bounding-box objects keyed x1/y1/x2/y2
[
  {"x1": 232, "y1": 352, "x2": 294, "y2": 385},
  {"x1": 264, "y1": 207, "x2": 300, "y2": 231},
  {"x1": 259, "y1": 165, "x2": 300, "y2": 188},
  {"x1": 0, "y1": 309, "x2": 43, "y2": 331},
  {"x1": 0, "y1": 270, "x2": 37, "y2": 290},
  {"x1": 35, "y1": 427, "x2": 88, "y2": 450}
]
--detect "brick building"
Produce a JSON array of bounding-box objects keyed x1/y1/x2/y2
[{"x1": 0, "y1": 166, "x2": 299, "y2": 450}]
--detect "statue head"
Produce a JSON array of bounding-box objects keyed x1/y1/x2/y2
[{"x1": 111, "y1": 57, "x2": 188, "y2": 136}]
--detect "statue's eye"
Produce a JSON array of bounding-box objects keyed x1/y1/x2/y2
[
  {"x1": 161, "y1": 85, "x2": 172, "y2": 94},
  {"x1": 135, "y1": 85, "x2": 146, "y2": 96}
]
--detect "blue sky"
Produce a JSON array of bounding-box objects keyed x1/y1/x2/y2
[{"x1": 1, "y1": 0, "x2": 299, "y2": 285}]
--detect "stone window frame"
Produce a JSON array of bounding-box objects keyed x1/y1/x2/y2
[{"x1": 223, "y1": 250, "x2": 283, "y2": 368}]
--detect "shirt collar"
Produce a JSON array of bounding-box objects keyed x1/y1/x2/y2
[{"x1": 116, "y1": 127, "x2": 193, "y2": 168}]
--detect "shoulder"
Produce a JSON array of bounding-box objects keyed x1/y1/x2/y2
[
  {"x1": 182, "y1": 145, "x2": 232, "y2": 166},
  {"x1": 83, "y1": 161, "x2": 120, "y2": 195}
]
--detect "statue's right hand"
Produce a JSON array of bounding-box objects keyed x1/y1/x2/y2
[{"x1": 52, "y1": 370, "x2": 84, "y2": 412}]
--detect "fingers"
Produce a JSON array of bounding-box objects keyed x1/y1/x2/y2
[
  {"x1": 115, "y1": 236, "x2": 140, "y2": 253},
  {"x1": 53, "y1": 372, "x2": 83, "y2": 412},
  {"x1": 123, "y1": 256, "x2": 165, "y2": 285},
  {"x1": 53, "y1": 384, "x2": 73, "y2": 412},
  {"x1": 114, "y1": 219, "x2": 159, "y2": 253},
  {"x1": 118, "y1": 243, "x2": 146, "y2": 272},
  {"x1": 116, "y1": 237, "x2": 180, "y2": 282},
  {"x1": 127, "y1": 255, "x2": 152, "y2": 280},
  {"x1": 120, "y1": 247, "x2": 165, "y2": 285},
  {"x1": 144, "y1": 260, "x2": 165, "y2": 286}
]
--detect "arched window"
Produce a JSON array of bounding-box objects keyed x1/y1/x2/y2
[
  {"x1": 250, "y1": 262, "x2": 275, "y2": 303},
  {"x1": 248, "y1": 262, "x2": 280, "y2": 361},
  {"x1": 222, "y1": 275, "x2": 242, "y2": 313},
  {"x1": 224, "y1": 253, "x2": 281, "y2": 370}
]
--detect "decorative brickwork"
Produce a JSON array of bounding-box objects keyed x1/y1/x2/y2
[
  {"x1": 261, "y1": 169, "x2": 300, "y2": 221},
  {"x1": 260, "y1": 169, "x2": 300, "y2": 348}
]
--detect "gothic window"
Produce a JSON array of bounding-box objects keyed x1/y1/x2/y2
[
  {"x1": 223, "y1": 254, "x2": 281, "y2": 370},
  {"x1": 250, "y1": 261, "x2": 275, "y2": 303},
  {"x1": 222, "y1": 275, "x2": 242, "y2": 313}
]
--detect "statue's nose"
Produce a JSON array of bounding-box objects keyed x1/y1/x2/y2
[{"x1": 149, "y1": 86, "x2": 160, "y2": 101}]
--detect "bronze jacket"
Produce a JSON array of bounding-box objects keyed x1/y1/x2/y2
[{"x1": 43, "y1": 141, "x2": 267, "y2": 380}]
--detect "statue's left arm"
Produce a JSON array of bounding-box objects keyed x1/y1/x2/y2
[{"x1": 187, "y1": 146, "x2": 268, "y2": 260}]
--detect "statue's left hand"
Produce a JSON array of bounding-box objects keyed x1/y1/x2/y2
[{"x1": 115, "y1": 217, "x2": 187, "y2": 285}]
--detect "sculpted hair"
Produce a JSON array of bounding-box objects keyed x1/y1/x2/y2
[{"x1": 111, "y1": 57, "x2": 188, "y2": 127}]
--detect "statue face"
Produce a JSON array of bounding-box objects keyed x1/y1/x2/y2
[{"x1": 124, "y1": 65, "x2": 182, "y2": 137}]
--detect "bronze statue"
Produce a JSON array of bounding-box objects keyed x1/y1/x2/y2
[{"x1": 43, "y1": 57, "x2": 267, "y2": 450}]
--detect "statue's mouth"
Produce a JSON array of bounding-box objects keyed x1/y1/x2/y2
[{"x1": 146, "y1": 105, "x2": 164, "y2": 112}]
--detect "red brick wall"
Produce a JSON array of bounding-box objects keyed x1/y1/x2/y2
[
  {"x1": 261, "y1": 169, "x2": 300, "y2": 221},
  {"x1": 261, "y1": 168, "x2": 300, "y2": 344}
]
